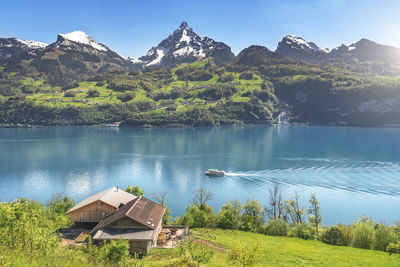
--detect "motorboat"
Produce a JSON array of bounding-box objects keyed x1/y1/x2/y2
[{"x1": 205, "y1": 169, "x2": 226, "y2": 176}]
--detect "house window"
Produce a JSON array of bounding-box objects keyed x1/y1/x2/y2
[{"x1": 101, "y1": 202, "x2": 103, "y2": 206}]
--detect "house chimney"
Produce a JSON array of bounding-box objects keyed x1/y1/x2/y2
[{"x1": 117, "y1": 186, "x2": 118, "y2": 192}]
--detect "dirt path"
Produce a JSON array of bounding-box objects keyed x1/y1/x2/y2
[{"x1": 193, "y1": 238, "x2": 228, "y2": 254}]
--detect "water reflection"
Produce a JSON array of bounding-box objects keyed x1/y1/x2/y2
[{"x1": 0, "y1": 126, "x2": 400, "y2": 224}]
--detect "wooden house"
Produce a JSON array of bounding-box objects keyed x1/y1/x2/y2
[
  {"x1": 90, "y1": 195, "x2": 166, "y2": 255},
  {"x1": 66, "y1": 187, "x2": 136, "y2": 223}
]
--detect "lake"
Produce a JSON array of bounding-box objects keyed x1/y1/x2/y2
[{"x1": 0, "y1": 125, "x2": 399, "y2": 225}]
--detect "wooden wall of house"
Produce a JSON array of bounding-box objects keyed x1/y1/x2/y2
[{"x1": 69, "y1": 200, "x2": 116, "y2": 222}]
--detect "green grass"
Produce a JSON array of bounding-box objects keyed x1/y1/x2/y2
[{"x1": 142, "y1": 229, "x2": 400, "y2": 266}]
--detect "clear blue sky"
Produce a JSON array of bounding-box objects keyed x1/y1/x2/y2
[{"x1": 1, "y1": 0, "x2": 400, "y2": 58}]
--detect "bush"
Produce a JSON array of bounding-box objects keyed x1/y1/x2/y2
[
  {"x1": 64, "y1": 91, "x2": 77, "y2": 97},
  {"x1": 387, "y1": 241, "x2": 400, "y2": 255},
  {"x1": 99, "y1": 239, "x2": 130, "y2": 264},
  {"x1": 321, "y1": 226, "x2": 345, "y2": 245},
  {"x1": 228, "y1": 242, "x2": 262, "y2": 267},
  {"x1": 373, "y1": 224, "x2": 398, "y2": 251},
  {"x1": 95, "y1": 81, "x2": 105, "y2": 87},
  {"x1": 265, "y1": 219, "x2": 289, "y2": 236},
  {"x1": 291, "y1": 223, "x2": 316, "y2": 240},
  {"x1": 117, "y1": 92, "x2": 135, "y2": 102},
  {"x1": 175, "y1": 68, "x2": 213, "y2": 81},
  {"x1": 352, "y1": 223, "x2": 375, "y2": 249},
  {"x1": 239, "y1": 71, "x2": 254, "y2": 80},
  {"x1": 87, "y1": 89, "x2": 100, "y2": 97},
  {"x1": 337, "y1": 224, "x2": 354, "y2": 246},
  {"x1": 219, "y1": 73, "x2": 235, "y2": 83},
  {"x1": 177, "y1": 240, "x2": 214, "y2": 266}
]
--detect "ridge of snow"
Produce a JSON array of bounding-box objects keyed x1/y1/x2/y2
[
  {"x1": 126, "y1": 57, "x2": 143, "y2": 64},
  {"x1": 146, "y1": 47, "x2": 169, "y2": 66},
  {"x1": 59, "y1": 31, "x2": 107, "y2": 51},
  {"x1": 284, "y1": 35, "x2": 329, "y2": 53},
  {"x1": 16, "y1": 39, "x2": 47, "y2": 49}
]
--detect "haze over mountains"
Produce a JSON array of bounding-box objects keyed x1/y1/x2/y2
[{"x1": 1, "y1": 21, "x2": 400, "y2": 79}]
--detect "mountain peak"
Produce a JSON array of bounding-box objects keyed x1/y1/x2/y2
[
  {"x1": 57, "y1": 30, "x2": 107, "y2": 51},
  {"x1": 179, "y1": 21, "x2": 189, "y2": 28},
  {"x1": 279, "y1": 35, "x2": 329, "y2": 53},
  {"x1": 139, "y1": 22, "x2": 234, "y2": 67}
]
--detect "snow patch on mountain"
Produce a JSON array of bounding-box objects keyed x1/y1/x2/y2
[
  {"x1": 59, "y1": 31, "x2": 107, "y2": 51},
  {"x1": 16, "y1": 39, "x2": 47, "y2": 49},
  {"x1": 283, "y1": 35, "x2": 329, "y2": 53}
]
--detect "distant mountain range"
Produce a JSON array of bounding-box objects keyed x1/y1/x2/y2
[
  {"x1": 1, "y1": 21, "x2": 400, "y2": 128},
  {"x1": 1, "y1": 21, "x2": 400, "y2": 81}
]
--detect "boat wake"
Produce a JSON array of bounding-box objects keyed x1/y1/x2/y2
[{"x1": 223, "y1": 160, "x2": 400, "y2": 196}]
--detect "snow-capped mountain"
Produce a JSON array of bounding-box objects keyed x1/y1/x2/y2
[
  {"x1": 139, "y1": 22, "x2": 234, "y2": 67},
  {"x1": 0, "y1": 37, "x2": 47, "y2": 63},
  {"x1": 55, "y1": 31, "x2": 109, "y2": 53},
  {"x1": 3, "y1": 30, "x2": 143, "y2": 84},
  {"x1": 275, "y1": 35, "x2": 329, "y2": 62}
]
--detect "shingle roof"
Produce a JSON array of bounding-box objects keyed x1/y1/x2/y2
[
  {"x1": 66, "y1": 187, "x2": 136, "y2": 214},
  {"x1": 90, "y1": 196, "x2": 165, "y2": 234}
]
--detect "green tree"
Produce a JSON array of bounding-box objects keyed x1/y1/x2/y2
[
  {"x1": 227, "y1": 242, "x2": 262, "y2": 267},
  {"x1": 217, "y1": 199, "x2": 243, "y2": 229},
  {"x1": 307, "y1": 194, "x2": 321, "y2": 234},
  {"x1": 373, "y1": 224, "x2": 398, "y2": 251},
  {"x1": 352, "y1": 222, "x2": 375, "y2": 249},
  {"x1": 177, "y1": 205, "x2": 215, "y2": 228},
  {"x1": 125, "y1": 185, "x2": 144, "y2": 196},
  {"x1": 47, "y1": 193, "x2": 75, "y2": 214},
  {"x1": 241, "y1": 199, "x2": 265, "y2": 232}
]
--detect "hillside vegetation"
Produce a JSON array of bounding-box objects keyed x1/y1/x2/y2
[{"x1": 1, "y1": 54, "x2": 400, "y2": 127}]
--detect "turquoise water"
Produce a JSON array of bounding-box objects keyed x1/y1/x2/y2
[{"x1": 0, "y1": 126, "x2": 399, "y2": 225}]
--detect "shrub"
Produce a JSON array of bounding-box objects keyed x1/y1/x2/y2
[
  {"x1": 99, "y1": 239, "x2": 130, "y2": 264},
  {"x1": 87, "y1": 89, "x2": 100, "y2": 97},
  {"x1": 95, "y1": 81, "x2": 105, "y2": 87},
  {"x1": 175, "y1": 68, "x2": 213, "y2": 81},
  {"x1": 291, "y1": 223, "x2": 316, "y2": 240},
  {"x1": 178, "y1": 240, "x2": 214, "y2": 266},
  {"x1": 265, "y1": 219, "x2": 289, "y2": 236},
  {"x1": 64, "y1": 91, "x2": 77, "y2": 97},
  {"x1": 239, "y1": 71, "x2": 254, "y2": 80},
  {"x1": 321, "y1": 225, "x2": 345, "y2": 245},
  {"x1": 117, "y1": 92, "x2": 135, "y2": 102},
  {"x1": 337, "y1": 224, "x2": 354, "y2": 246},
  {"x1": 386, "y1": 241, "x2": 400, "y2": 255},
  {"x1": 373, "y1": 224, "x2": 398, "y2": 251},
  {"x1": 228, "y1": 242, "x2": 262, "y2": 267},
  {"x1": 352, "y1": 222, "x2": 374, "y2": 249},
  {"x1": 219, "y1": 73, "x2": 235, "y2": 83}
]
